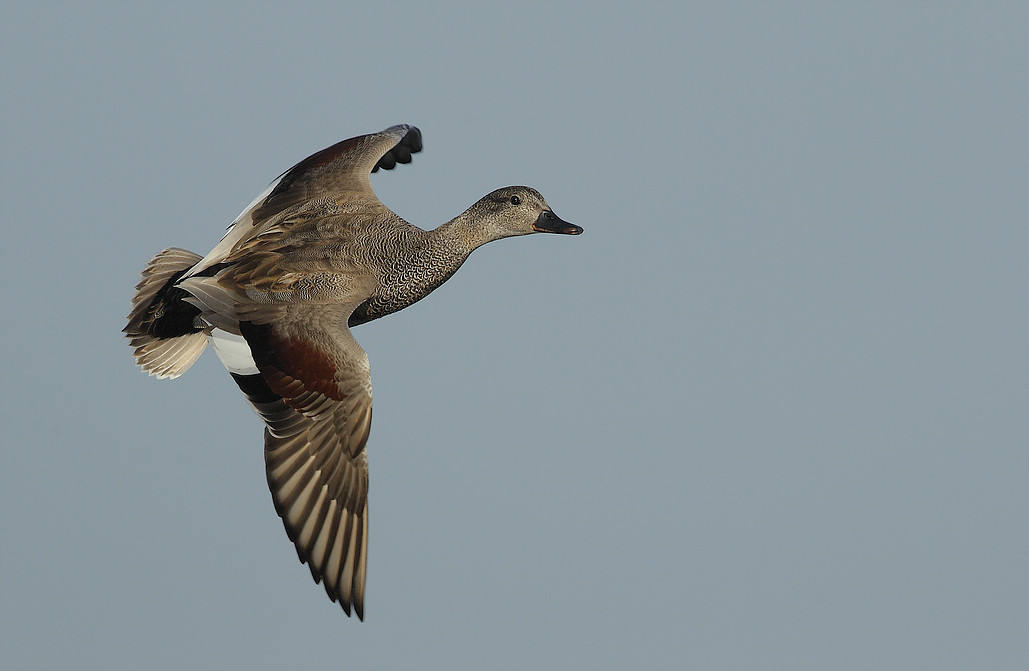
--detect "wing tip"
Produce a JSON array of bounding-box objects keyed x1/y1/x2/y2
[{"x1": 371, "y1": 125, "x2": 423, "y2": 173}]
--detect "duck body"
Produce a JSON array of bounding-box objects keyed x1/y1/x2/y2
[
  {"x1": 209, "y1": 192, "x2": 471, "y2": 329},
  {"x1": 124, "y1": 125, "x2": 581, "y2": 619}
]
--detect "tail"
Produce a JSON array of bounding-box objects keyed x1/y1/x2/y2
[{"x1": 124, "y1": 248, "x2": 209, "y2": 379}]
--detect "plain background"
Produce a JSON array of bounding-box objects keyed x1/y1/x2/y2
[{"x1": 2, "y1": 2, "x2": 1026, "y2": 669}]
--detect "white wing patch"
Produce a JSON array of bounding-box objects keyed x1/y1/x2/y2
[{"x1": 208, "y1": 328, "x2": 259, "y2": 375}]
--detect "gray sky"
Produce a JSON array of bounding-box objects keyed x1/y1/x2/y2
[{"x1": 3, "y1": 2, "x2": 1027, "y2": 669}]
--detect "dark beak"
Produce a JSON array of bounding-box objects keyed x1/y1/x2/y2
[{"x1": 533, "y1": 210, "x2": 583, "y2": 235}]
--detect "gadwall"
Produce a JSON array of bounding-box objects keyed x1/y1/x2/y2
[{"x1": 124, "y1": 124, "x2": 582, "y2": 619}]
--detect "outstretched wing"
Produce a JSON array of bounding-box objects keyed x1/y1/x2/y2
[
  {"x1": 232, "y1": 304, "x2": 374, "y2": 619},
  {"x1": 187, "y1": 124, "x2": 422, "y2": 278}
]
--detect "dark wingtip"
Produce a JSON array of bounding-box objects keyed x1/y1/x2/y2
[
  {"x1": 337, "y1": 595, "x2": 363, "y2": 620},
  {"x1": 372, "y1": 126, "x2": 423, "y2": 173}
]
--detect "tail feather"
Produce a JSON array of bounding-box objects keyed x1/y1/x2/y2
[{"x1": 125, "y1": 248, "x2": 209, "y2": 379}]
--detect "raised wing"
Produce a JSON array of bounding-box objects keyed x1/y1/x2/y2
[
  {"x1": 187, "y1": 124, "x2": 422, "y2": 278},
  {"x1": 248, "y1": 124, "x2": 422, "y2": 224}
]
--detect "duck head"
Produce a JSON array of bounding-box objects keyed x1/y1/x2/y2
[{"x1": 469, "y1": 186, "x2": 583, "y2": 242}]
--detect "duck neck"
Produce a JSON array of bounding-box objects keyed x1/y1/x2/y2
[
  {"x1": 348, "y1": 224, "x2": 471, "y2": 327},
  {"x1": 434, "y1": 208, "x2": 505, "y2": 253}
]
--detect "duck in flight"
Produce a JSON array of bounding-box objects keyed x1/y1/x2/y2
[{"x1": 124, "y1": 124, "x2": 582, "y2": 619}]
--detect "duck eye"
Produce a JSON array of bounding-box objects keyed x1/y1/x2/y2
[{"x1": 509, "y1": 195, "x2": 521, "y2": 206}]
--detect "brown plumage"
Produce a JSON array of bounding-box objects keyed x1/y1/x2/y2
[{"x1": 124, "y1": 125, "x2": 582, "y2": 619}]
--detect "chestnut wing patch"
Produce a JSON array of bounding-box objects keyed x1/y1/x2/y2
[{"x1": 240, "y1": 320, "x2": 345, "y2": 404}]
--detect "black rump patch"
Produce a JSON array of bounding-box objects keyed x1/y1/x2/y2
[{"x1": 147, "y1": 269, "x2": 204, "y2": 339}]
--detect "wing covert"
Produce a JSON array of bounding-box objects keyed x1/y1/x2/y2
[
  {"x1": 249, "y1": 124, "x2": 421, "y2": 224},
  {"x1": 187, "y1": 124, "x2": 422, "y2": 278}
]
